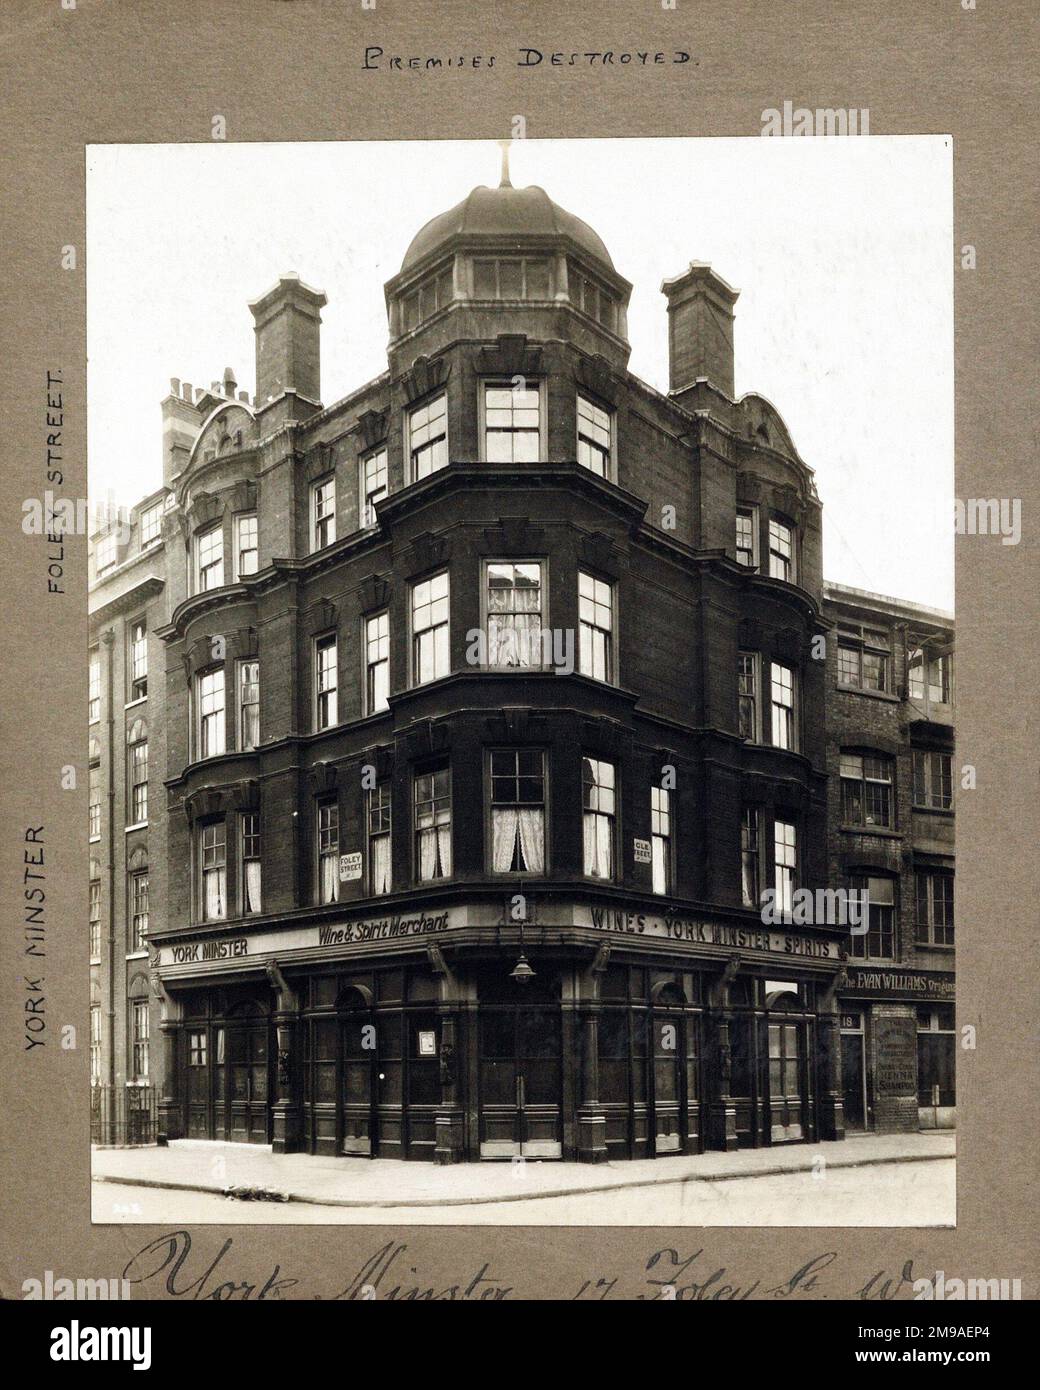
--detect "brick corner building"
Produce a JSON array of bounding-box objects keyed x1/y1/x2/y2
[{"x1": 88, "y1": 169, "x2": 954, "y2": 1160}]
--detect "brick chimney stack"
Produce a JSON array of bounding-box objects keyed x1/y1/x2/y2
[
  {"x1": 161, "y1": 378, "x2": 202, "y2": 487},
  {"x1": 249, "y1": 273, "x2": 328, "y2": 428},
  {"x1": 661, "y1": 263, "x2": 739, "y2": 399}
]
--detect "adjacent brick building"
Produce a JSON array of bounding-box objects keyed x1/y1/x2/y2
[
  {"x1": 822, "y1": 583, "x2": 955, "y2": 1133},
  {"x1": 88, "y1": 169, "x2": 954, "y2": 1158},
  {"x1": 88, "y1": 486, "x2": 171, "y2": 1141}
]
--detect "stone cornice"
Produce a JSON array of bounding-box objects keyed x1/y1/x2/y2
[{"x1": 88, "y1": 574, "x2": 164, "y2": 629}]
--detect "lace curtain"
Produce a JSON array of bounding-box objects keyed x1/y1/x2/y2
[
  {"x1": 244, "y1": 860, "x2": 261, "y2": 913},
  {"x1": 371, "y1": 834, "x2": 392, "y2": 894},
  {"x1": 492, "y1": 807, "x2": 544, "y2": 873}
]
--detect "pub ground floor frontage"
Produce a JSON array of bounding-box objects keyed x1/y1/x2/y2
[
  {"x1": 152, "y1": 898, "x2": 859, "y2": 1163},
  {"x1": 837, "y1": 965, "x2": 956, "y2": 1135}
]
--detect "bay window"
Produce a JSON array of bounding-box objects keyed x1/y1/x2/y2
[
  {"x1": 315, "y1": 634, "x2": 338, "y2": 729},
  {"x1": 317, "y1": 801, "x2": 339, "y2": 905},
  {"x1": 409, "y1": 394, "x2": 448, "y2": 480},
  {"x1": 196, "y1": 524, "x2": 224, "y2": 591},
  {"x1": 365, "y1": 612, "x2": 390, "y2": 713},
  {"x1": 767, "y1": 517, "x2": 795, "y2": 582},
  {"x1": 773, "y1": 819, "x2": 797, "y2": 914},
  {"x1": 241, "y1": 813, "x2": 261, "y2": 914},
  {"x1": 411, "y1": 572, "x2": 449, "y2": 685},
  {"x1": 770, "y1": 662, "x2": 796, "y2": 750},
  {"x1": 414, "y1": 770, "x2": 452, "y2": 881},
  {"x1": 578, "y1": 571, "x2": 614, "y2": 682},
  {"x1": 489, "y1": 749, "x2": 545, "y2": 875},
  {"x1": 484, "y1": 383, "x2": 540, "y2": 462},
  {"x1": 736, "y1": 507, "x2": 757, "y2": 567},
  {"x1": 486, "y1": 561, "x2": 543, "y2": 668},
  {"x1": 650, "y1": 785, "x2": 671, "y2": 895},
  {"x1": 235, "y1": 512, "x2": 258, "y2": 578},
  {"x1": 368, "y1": 784, "x2": 392, "y2": 895},
  {"x1": 582, "y1": 756, "x2": 616, "y2": 880},
  {"x1": 576, "y1": 394, "x2": 612, "y2": 477},
  {"x1": 238, "y1": 660, "x2": 260, "y2": 750},
  {"x1": 741, "y1": 806, "x2": 762, "y2": 907},
  {"x1": 738, "y1": 651, "x2": 759, "y2": 741},
  {"x1": 199, "y1": 821, "x2": 226, "y2": 922},
  {"x1": 197, "y1": 668, "x2": 226, "y2": 758}
]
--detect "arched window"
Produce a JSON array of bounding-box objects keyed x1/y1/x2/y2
[
  {"x1": 128, "y1": 974, "x2": 151, "y2": 1082},
  {"x1": 127, "y1": 846, "x2": 149, "y2": 951}
]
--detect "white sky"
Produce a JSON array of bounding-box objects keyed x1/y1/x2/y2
[{"x1": 86, "y1": 137, "x2": 953, "y2": 610}]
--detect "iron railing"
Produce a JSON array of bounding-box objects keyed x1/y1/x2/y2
[{"x1": 90, "y1": 1084, "x2": 158, "y2": 1146}]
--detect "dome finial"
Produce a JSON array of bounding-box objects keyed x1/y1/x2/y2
[{"x1": 497, "y1": 138, "x2": 513, "y2": 188}]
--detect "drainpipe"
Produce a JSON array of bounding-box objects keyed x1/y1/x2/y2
[{"x1": 101, "y1": 628, "x2": 117, "y2": 1110}]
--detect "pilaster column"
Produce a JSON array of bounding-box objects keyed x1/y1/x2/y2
[
  {"x1": 157, "y1": 1017, "x2": 182, "y2": 1144},
  {"x1": 817, "y1": 967, "x2": 847, "y2": 1141},
  {"x1": 706, "y1": 1012, "x2": 739, "y2": 1151},
  {"x1": 271, "y1": 1012, "x2": 300, "y2": 1153},
  {"x1": 576, "y1": 1005, "x2": 608, "y2": 1164},
  {"x1": 817, "y1": 1013, "x2": 846, "y2": 1141},
  {"x1": 434, "y1": 1010, "x2": 465, "y2": 1164},
  {"x1": 706, "y1": 956, "x2": 740, "y2": 1151},
  {"x1": 433, "y1": 946, "x2": 465, "y2": 1164},
  {"x1": 267, "y1": 961, "x2": 300, "y2": 1153}
]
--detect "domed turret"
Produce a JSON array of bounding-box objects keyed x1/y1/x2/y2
[
  {"x1": 401, "y1": 183, "x2": 616, "y2": 276},
  {"x1": 384, "y1": 151, "x2": 631, "y2": 363}
]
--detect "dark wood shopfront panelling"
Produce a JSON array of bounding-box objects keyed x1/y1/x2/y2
[
  {"x1": 729, "y1": 978, "x2": 818, "y2": 1147},
  {"x1": 598, "y1": 965, "x2": 704, "y2": 1162},
  {"x1": 301, "y1": 965, "x2": 440, "y2": 1161},
  {"x1": 182, "y1": 988, "x2": 273, "y2": 1144}
]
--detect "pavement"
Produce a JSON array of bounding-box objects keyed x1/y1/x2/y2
[{"x1": 92, "y1": 1130, "x2": 955, "y2": 1210}]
